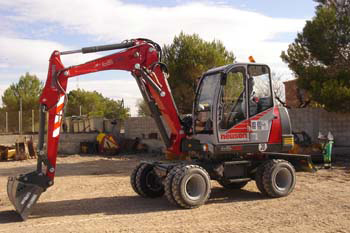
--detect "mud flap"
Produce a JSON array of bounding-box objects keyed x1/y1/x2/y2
[{"x1": 7, "y1": 172, "x2": 50, "y2": 220}]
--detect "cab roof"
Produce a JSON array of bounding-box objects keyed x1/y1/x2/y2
[{"x1": 203, "y1": 62, "x2": 269, "y2": 76}]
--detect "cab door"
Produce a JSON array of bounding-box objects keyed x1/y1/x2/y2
[
  {"x1": 217, "y1": 66, "x2": 250, "y2": 143},
  {"x1": 246, "y1": 65, "x2": 274, "y2": 144}
]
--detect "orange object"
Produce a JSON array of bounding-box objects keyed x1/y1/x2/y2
[{"x1": 249, "y1": 56, "x2": 256, "y2": 63}]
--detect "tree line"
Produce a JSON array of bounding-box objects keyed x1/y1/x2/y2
[
  {"x1": 0, "y1": 73, "x2": 130, "y2": 133},
  {"x1": 3, "y1": 0, "x2": 350, "y2": 124},
  {"x1": 281, "y1": 0, "x2": 350, "y2": 111}
]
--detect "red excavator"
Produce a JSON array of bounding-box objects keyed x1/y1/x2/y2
[{"x1": 7, "y1": 38, "x2": 316, "y2": 220}]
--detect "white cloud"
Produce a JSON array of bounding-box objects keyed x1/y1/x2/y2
[
  {"x1": 0, "y1": 36, "x2": 99, "y2": 79},
  {"x1": 1, "y1": 1, "x2": 304, "y2": 49},
  {"x1": 0, "y1": 0, "x2": 306, "y2": 114},
  {"x1": 0, "y1": 63, "x2": 9, "y2": 68},
  {"x1": 0, "y1": 36, "x2": 66, "y2": 72}
]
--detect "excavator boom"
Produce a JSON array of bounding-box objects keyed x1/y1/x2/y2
[{"x1": 7, "y1": 38, "x2": 185, "y2": 220}]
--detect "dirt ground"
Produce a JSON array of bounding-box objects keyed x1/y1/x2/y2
[{"x1": 0, "y1": 154, "x2": 349, "y2": 233}]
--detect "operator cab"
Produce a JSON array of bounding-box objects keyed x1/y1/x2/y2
[{"x1": 193, "y1": 63, "x2": 278, "y2": 153}]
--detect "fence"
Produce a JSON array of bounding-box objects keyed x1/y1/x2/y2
[
  {"x1": 0, "y1": 110, "x2": 121, "y2": 135},
  {"x1": 0, "y1": 110, "x2": 40, "y2": 134},
  {"x1": 2, "y1": 108, "x2": 350, "y2": 147}
]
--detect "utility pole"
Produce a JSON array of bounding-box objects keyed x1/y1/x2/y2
[
  {"x1": 5, "y1": 112, "x2": 8, "y2": 133},
  {"x1": 32, "y1": 109, "x2": 35, "y2": 133},
  {"x1": 19, "y1": 97, "x2": 22, "y2": 134}
]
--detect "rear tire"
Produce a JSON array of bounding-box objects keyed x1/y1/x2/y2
[
  {"x1": 172, "y1": 165, "x2": 211, "y2": 208},
  {"x1": 262, "y1": 159, "x2": 296, "y2": 197},
  {"x1": 164, "y1": 166, "x2": 180, "y2": 205},
  {"x1": 130, "y1": 163, "x2": 145, "y2": 196},
  {"x1": 135, "y1": 163, "x2": 164, "y2": 198},
  {"x1": 255, "y1": 161, "x2": 268, "y2": 196},
  {"x1": 218, "y1": 180, "x2": 248, "y2": 189}
]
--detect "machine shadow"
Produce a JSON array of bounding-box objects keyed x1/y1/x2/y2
[
  {"x1": 28, "y1": 196, "x2": 174, "y2": 219},
  {"x1": 0, "y1": 210, "x2": 23, "y2": 223},
  {"x1": 0, "y1": 157, "x2": 139, "y2": 178},
  {"x1": 207, "y1": 187, "x2": 265, "y2": 204},
  {"x1": 0, "y1": 188, "x2": 265, "y2": 222}
]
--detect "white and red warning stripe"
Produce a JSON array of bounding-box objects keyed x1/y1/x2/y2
[{"x1": 52, "y1": 94, "x2": 65, "y2": 138}]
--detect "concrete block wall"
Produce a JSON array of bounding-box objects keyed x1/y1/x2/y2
[
  {"x1": 0, "y1": 133, "x2": 98, "y2": 155},
  {"x1": 1, "y1": 109, "x2": 348, "y2": 155},
  {"x1": 124, "y1": 117, "x2": 160, "y2": 139},
  {"x1": 58, "y1": 133, "x2": 98, "y2": 154},
  {"x1": 288, "y1": 108, "x2": 320, "y2": 141},
  {"x1": 126, "y1": 110, "x2": 350, "y2": 147},
  {"x1": 124, "y1": 117, "x2": 168, "y2": 152},
  {"x1": 288, "y1": 108, "x2": 350, "y2": 146}
]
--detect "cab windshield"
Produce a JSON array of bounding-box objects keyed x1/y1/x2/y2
[{"x1": 194, "y1": 73, "x2": 220, "y2": 133}]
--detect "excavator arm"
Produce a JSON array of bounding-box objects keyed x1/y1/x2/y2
[{"x1": 7, "y1": 39, "x2": 185, "y2": 220}]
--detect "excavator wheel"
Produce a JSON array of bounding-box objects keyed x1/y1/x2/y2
[
  {"x1": 217, "y1": 179, "x2": 248, "y2": 189},
  {"x1": 164, "y1": 165, "x2": 181, "y2": 206},
  {"x1": 130, "y1": 163, "x2": 145, "y2": 196},
  {"x1": 262, "y1": 159, "x2": 296, "y2": 198},
  {"x1": 171, "y1": 165, "x2": 211, "y2": 209},
  {"x1": 135, "y1": 163, "x2": 164, "y2": 198},
  {"x1": 255, "y1": 161, "x2": 269, "y2": 196}
]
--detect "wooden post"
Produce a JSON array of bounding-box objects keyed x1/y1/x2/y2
[
  {"x1": 32, "y1": 109, "x2": 35, "y2": 133},
  {"x1": 5, "y1": 112, "x2": 8, "y2": 133}
]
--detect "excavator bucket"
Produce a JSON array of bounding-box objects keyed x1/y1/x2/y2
[{"x1": 7, "y1": 172, "x2": 49, "y2": 220}]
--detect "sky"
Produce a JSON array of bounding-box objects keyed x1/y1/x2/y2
[{"x1": 0, "y1": 0, "x2": 317, "y2": 116}]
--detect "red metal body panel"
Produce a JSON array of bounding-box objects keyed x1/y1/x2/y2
[
  {"x1": 40, "y1": 40, "x2": 184, "y2": 181},
  {"x1": 226, "y1": 120, "x2": 250, "y2": 134},
  {"x1": 268, "y1": 107, "x2": 282, "y2": 143}
]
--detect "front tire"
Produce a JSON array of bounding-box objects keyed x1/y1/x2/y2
[
  {"x1": 135, "y1": 163, "x2": 164, "y2": 198},
  {"x1": 262, "y1": 159, "x2": 296, "y2": 197},
  {"x1": 172, "y1": 165, "x2": 211, "y2": 208}
]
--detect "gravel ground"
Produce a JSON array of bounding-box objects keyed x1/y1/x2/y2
[{"x1": 0, "y1": 155, "x2": 349, "y2": 233}]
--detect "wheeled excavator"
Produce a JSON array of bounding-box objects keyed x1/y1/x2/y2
[{"x1": 7, "y1": 38, "x2": 317, "y2": 220}]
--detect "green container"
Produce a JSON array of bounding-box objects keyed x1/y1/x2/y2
[{"x1": 323, "y1": 141, "x2": 333, "y2": 169}]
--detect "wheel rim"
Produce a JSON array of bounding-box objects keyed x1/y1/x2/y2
[
  {"x1": 184, "y1": 174, "x2": 206, "y2": 201},
  {"x1": 274, "y1": 167, "x2": 292, "y2": 192},
  {"x1": 146, "y1": 171, "x2": 162, "y2": 192}
]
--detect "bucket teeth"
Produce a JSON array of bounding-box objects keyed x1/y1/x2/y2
[{"x1": 7, "y1": 172, "x2": 50, "y2": 221}]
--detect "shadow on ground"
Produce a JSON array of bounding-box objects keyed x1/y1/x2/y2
[
  {"x1": 0, "y1": 187, "x2": 265, "y2": 223},
  {"x1": 208, "y1": 187, "x2": 265, "y2": 204},
  {"x1": 0, "y1": 210, "x2": 23, "y2": 223}
]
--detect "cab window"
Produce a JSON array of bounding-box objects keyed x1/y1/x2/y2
[
  {"x1": 247, "y1": 65, "x2": 273, "y2": 116},
  {"x1": 194, "y1": 73, "x2": 220, "y2": 134},
  {"x1": 219, "y1": 69, "x2": 245, "y2": 130}
]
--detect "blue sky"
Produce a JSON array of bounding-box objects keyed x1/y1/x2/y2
[{"x1": 0, "y1": 0, "x2": 317, "y2": 115}]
